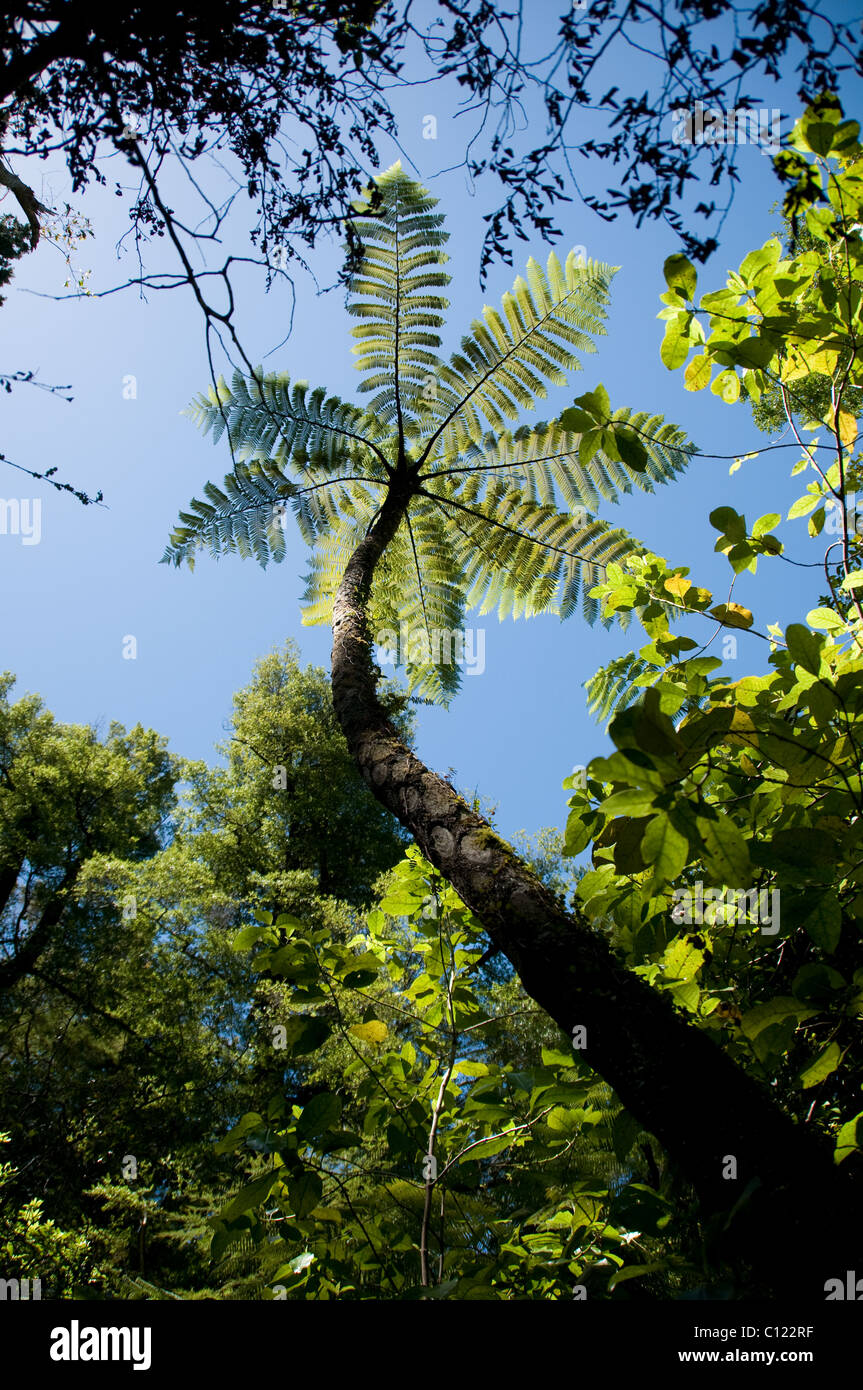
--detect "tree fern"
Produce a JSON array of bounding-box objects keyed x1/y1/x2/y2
[
  {"x1": 164, "y1": 162, "x2": 697, "y2": 705},
  {"x1": 585, "y1": 650, "x2": 719, "y2": 728}
]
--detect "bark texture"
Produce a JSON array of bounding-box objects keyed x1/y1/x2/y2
[{"x1": 331, "y1": 486, "x2": 862, "y2": 1297}]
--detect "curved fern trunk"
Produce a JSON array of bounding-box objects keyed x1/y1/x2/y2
[{"x1": 331, "y1": 486, "x2": 862, "y2": 1298}]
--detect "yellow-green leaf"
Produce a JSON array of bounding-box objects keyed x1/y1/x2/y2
[
  {"x1": 709, "y1": 602, "x2": 754, "y2": 630},
  {"x1": 684, "y1": 355, "x2": 712, "y2": 391},
  {"x1": 349, "y1": 1020, "x2": 388, "y2": 1044}
]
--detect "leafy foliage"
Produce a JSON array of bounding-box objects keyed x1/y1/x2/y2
[
  {"x1": 567, "y1": 98, "x2": 863, "y2": 1185},
  {"x1": 211, "y1": 847, "x2": 697, "y2": 1300}
]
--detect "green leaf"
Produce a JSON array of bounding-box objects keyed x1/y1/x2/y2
[
  {"x1": 784, "y1": 623, "x2": 824, "y2": 676},
  {"x1": 280, "y1": 1016, "x2": 332, "y2": 1057},
  {"x1": 460, "y1": 1132, "x2": 519, "y2": 1163},
  {"x1": 740, "y1": 997, "x2": 815, "y2": 1040},
  {"x1": 698, "y1": 815, "x2": 752, "y2": 883},
  {"x1": 807, "y1": 607, "x2": 847, "y2": 633},
  {"x1": 711, "y1": 369, "x2": 740, "y2": 403},
  {"x1": 640, "y1": 814, "x2": 688, "y2": 886},
  {"x1": 541, "y1": 1047, "x2": 578, "y2": 1069},
  {"x1": 214, "y1": 1112, "x2": 265, "y2": 1156},
  {"x1": 709, "y1": 506, "x2": 747, "y2": 541},
  {"x1": 233, "y1": 924, "x2": 274, "y2": 951},
  {"x1": 572, "y1": 384, "x2": 611, "y2": 422},
  {"x1": 614, "y1": 428, "x2": 649, "y2": 473},
  {"x1": 559, "y1": 406, "x2": 596, "y2": 433},
  {"x1": 272, "y1": 1251, "x2": 316, "y2": 1283},
  {"x1": 788, "y1": 493, "x2": 821, "y2": 520},
  {"x1": 834, "y1": 1112, "x2": 863, "y2": 1165},
  {"x1": 611, "y1": 1110, "x2": 641, "y2": 1163},
  {"x1": 288, "y1": 1171, "x2": 323, "y2": 1219},
  {"x1": 600, "y1": 788, "x2": 658, "y2": 818},
  {"x1": 784, "y1": 890, "x2": 842, "y2": 953},
  {"x1": 297, "y1": 1092, "x2": 342, "y2": 1140},
  {"x1": 802, "y1": 120, "x2": 838, "y2": 156},
  {"x1": 608, "y1": 1263, "x2": 668, "y2": 1290},
  {"x1": 379, "y1": 892, "x2": 424, "y2": 916},
  {"x1": 799, "y1": 1041, "x2": 843, "y2": 1089},
  {"x1": 660, "y1": 314, "x2": 693, "y2": 370},
  {"x1": 664, "y1": 253, "x2": 697, "y2": 300},
  {"x1": 222, "y1": 1167, "x2": 283, "y2": 1222}
]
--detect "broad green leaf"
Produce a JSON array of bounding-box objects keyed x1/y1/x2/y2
[
  {"x1": 787, "y1": 493, "x2": 821, "y2": 520},
  {"x1": 799, "y1": 1041, "x2": 843, "y2": 1089},
  {"x1": 661, "y1": 314, "x2": 693, "y2": 370},
  {"x1": 741, "y1": 997, "x2": 815, "y2": 1040},
  {"x1": 272, "y1": 1252, "x2": 316, "y2": 1282},
  {"x1": 215, "y1": 1112, "x2": 265, "y2": 1156},
  {"x1": 222, "y1": 1167, "x2": 283, "y2": 1222},
  {"x1": 663, "y1": 253, "x2": 697, "y2": 300},
  {"x1": 608, "y1": 1262, "x2": 667, "y2": 1290},
  {"x1": 784, "y1": 623, "x2": 824, "y2": 675},
  {"x1": 297, "y1": 1092, "x2": 342, "y2": 1139},
  {"x1": 640, "y1": 814, "x2": 688, "y2": 885},
  {"x1": 784, "y1": 890, "x2": 842, "y2": 953},
  {"x1": 288, "y1": 1171, "x2": 323, "y2": 1218},
  {"x1": 807, "y1": 607, "x2": 847, "y2": 632},
  {"x1": 834, "y1": 1111, "x2": 863, "y2": 1164},
  {"x1": 614, "y1": 428, "x2": 649, "y2": 472},
  {"x1": 280, "y1": 1015, "x2": 332, "y2": 1057},
  {"x1": 233, "y1": 924, "x2": 274, "y2": 951},
  {"x1": 709, "y1": 506, "x2": 747, "y2": 540},
  {"x1": 600, "y1": 788, "x2": 658, "y2": 818},
  {"x1": 711, "y1": 369, "x2": 740, "y2": 403},
  {"x1": 459, "y1": 1132, "x2": 519, "y2": 1163}
]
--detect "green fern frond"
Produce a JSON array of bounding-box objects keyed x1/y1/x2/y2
[
  {"x1": 411, "y1": 252, "x2": 616, "y2": 459},
  {"x1": 422, "y1": 479, "x2": 641, "y2": 628},
  {"x1": 585, "y1": 652, "x2": 654, "y2": 726},
  {"x1": 423, "y1": 408, "x2": 694, "y2": 514},
  {"x1": 183, "y1": 367, "x2": 388, "y2": 474},
  {"x1": 162, "y1": 463, "x2": 383, "y2": 570},
  {"x1": 348, "y1": 164, "x2": 451, "y2": 432}
]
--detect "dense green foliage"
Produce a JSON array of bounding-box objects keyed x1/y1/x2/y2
[
  {"x1": 4, "y1": 97, "x2": 863, "y2": 1302},
  {"x1": 570, "y1": 93, "x2": 863, "y2": 1194}
]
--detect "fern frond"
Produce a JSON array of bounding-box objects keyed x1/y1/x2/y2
[
  {"x1": 411, "y1": 252, "x2": 616, "y2": 459},
  {"x1": 585, "y1": 652, "x2": 654, "y2": 726},
  {"x1": 162, "y1": 465, "x2": 383, "y2": 570},
  {"x1": 183, "y1": 367, "x2": 389, "y2": 476},
  {"x1": 348, "y1": 164, "x2": 451, "y2": 433},
  {"x1": 422, "y1": 480, "x2": 641, "y2": 626}
]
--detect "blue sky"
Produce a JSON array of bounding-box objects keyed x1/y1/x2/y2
[{"x1": 1, "y1": 9, "x2": 860, "y2": 844}]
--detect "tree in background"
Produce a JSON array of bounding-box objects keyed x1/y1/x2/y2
[{"x1": 0, "y1": 645, "x2": 408, "y2": 1297}]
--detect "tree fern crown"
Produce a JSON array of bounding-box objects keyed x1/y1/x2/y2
[{"x1": 163, "y1": 163, "x2": 695, "y2": 704}]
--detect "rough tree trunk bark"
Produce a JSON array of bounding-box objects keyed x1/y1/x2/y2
[{"x1": 331, "y1": 485, "x2": 862, "y2": 1298}]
